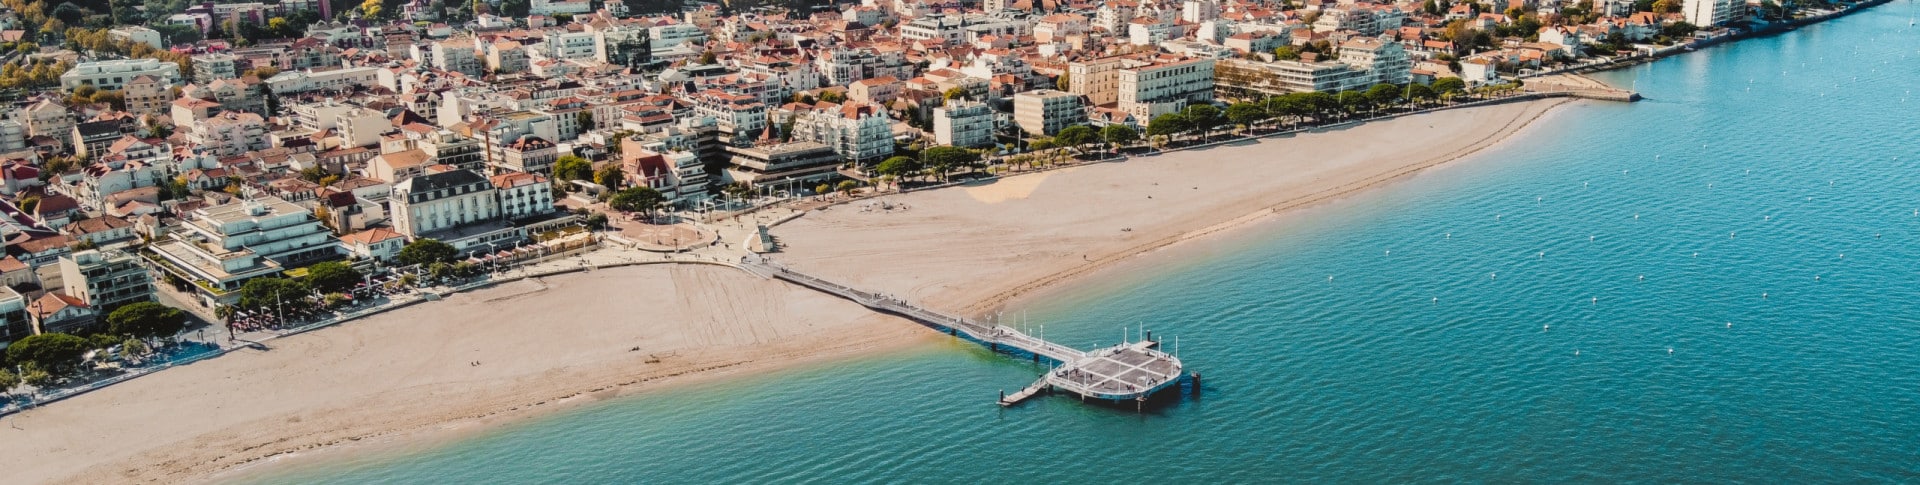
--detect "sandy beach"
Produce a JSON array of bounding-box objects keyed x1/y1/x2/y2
[
  {"x1": 0, "y1": 265, "x2": 936, "y2": 484},
  {"x1": 775, "y1": 98, "x2": 1571, "y2": 315},
  {"x1": 0, "y1": 98, "x2": 1570, "y2": 484}
]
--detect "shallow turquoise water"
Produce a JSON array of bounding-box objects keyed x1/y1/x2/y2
[{"x1": 252, "y1": 6, "x2": 1920, "y2": 483}]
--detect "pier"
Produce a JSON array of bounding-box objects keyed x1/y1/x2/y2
[{"x1": 740, "y1": 259, "x2": 1185, "y2": 407}]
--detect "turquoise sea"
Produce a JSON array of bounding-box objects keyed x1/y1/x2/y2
[{"x1": 253, "y1": 6, "x2": 1920, "y2": 483}]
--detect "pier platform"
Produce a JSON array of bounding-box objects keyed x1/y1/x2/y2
[{"x1": 741, "y1": 258, "x2": 1185, "y2": 407}]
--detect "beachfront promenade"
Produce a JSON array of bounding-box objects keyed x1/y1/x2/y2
[{"x1": 740, "y1": 257, "x2": 1185, "y2": 406}]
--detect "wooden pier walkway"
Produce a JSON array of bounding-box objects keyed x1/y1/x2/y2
[{"x1": 741, "y1": 258, "x2": 1184, "y2": 406}]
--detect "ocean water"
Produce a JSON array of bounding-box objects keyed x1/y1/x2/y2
[{"x1": 250, "y1": 7, "x2": 1920, "y2": 483}]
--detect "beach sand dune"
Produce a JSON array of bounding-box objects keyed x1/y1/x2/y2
[
  {"x1": 0, "y1": 265, "x2": 932, "y2": 484},
  {"x1": 775, "y1": 99, "x2": 1568, "y2": 315}
]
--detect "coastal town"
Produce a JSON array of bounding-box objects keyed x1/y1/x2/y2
[{"x1": 0, "y1": 0, "x2": 1891, "y2": 475}]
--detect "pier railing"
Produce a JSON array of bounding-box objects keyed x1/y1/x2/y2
[{"x1": 743, "y1": 260, "x2": 1085, "y2": 362}]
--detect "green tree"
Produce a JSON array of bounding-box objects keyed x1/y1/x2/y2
[
  {"x1": 1101, "y1": 124, "x2": 1139, "y2": 148},
  {"x1": 119, "y1": 338, "x2": 151, "y2": 362},
  {"x1": 106, "y1": 302, "x2": 188, "y2": 339},
  {"x1": 1337, "y1": 90, "x2": 1369, "y2": 114},
  {"x1": 595, "y1": 164, "x2": 625, "y2": 189},
  {"x1": 1225, "y1": 102, "x2": 1267, "y2": 127},
  {"x1": 942, "y1": 86, "x2": 969, "y2": 102},
  {"x1": 818, "y1": 90, "x2": 846, "y2": 103},
  {"x1": 19, "y1": 365, "x2": 53, "y2": 388},
  {"x1": 576, "y1": 110, "x2": 595, "y2": 131},
  {"x1": 875, "y1": 156, "x2": 921, "y2": 179},
  {"x1": 0, "y1": 368, "x2": 17, "y2": 394},
  {"x1": 1055, "y1": 73, "x2": 1070, "y2": 91},
  {"x1": 238, "y1": 277, "x2": 309, "y2": 312},
  {"x1": 1432, "y1": 77, "x2": 1468, "y2": 97},
  {"x1": 1408, "y1": 84, "x2": 1437, "y2": 105},
  {"x1": 399, "y1": 238, "x2": 459, "y2": 266},
  {"x1": 6, "y1": 333, "x2": 91, "y2": 375},
  {"x1": 835, "y1": 180, "x2": 861, "y2": 196},
  {"x1": 1272, "y1": 46, "x2": 1300, "y2": 60},
  {"x1": 1183, "y1": 104, "x2": 1222, "y2": 139},
  {"x1": 607, "y1": 186, "x2": 667, "y2": 216},
  {"x1": 305, "y1": 261, "x2": 363, "y2": 293},
  {"x1": 920, "y1": 146, "x2": 980, "y2": 180},
  {"x1": 1054, "y1": 125, "x2": 1098, "y2": 151},
  {"x1": 1146, "y1": 113, "x2": 1191, "y2": 140},
  {"x1": 553, "y1": 155, "x2": 592, "y2": 182},
  {"x1": 1366, "y1": 83, "x2": 1403, "y2": 108}
]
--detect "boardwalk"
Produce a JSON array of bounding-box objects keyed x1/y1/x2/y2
[{"x1": 741, "y1": 258, "x2": 1184, "y2": 406}]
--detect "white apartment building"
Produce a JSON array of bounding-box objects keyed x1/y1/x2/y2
[
  {"x1": 650, "y1": 23, "x2": 709, "y2": 50},
  {"x1": 1014, "y1": 89, "x2": 1088, "y2": 136},
  {"x1": 335, "y1": 107, "x2": 392, "y2": 148},
  {"x1": 391, "y1": 168, "x2": 502, "y2": 242},
  {"x1": 1181, "y1": 0, "x2": 1220, "y2": 24},
  {"x1": 899, "y1": 14, "x2": 1028, "y2": 44},
  {"x1": 489, "y1": 172, "x2": 555, "y2": 221},
  {"x1": 60, "y1": 249, "x2": 154, "y2": 312},
  {"x1": 934, "y1": 101, "x2": 994, "y2": 148},
  {"x1": 189, "y1": 52, "x2": 236, "y2": 83},
  {"x1": 540, "y1": 30, "x2": 600, "y2": 61},
  {"x1": 1685, "y1": 0, "x2": 1741, "y2": 26},
  {"x1": 432, "y1": 37, "x2": 482, "y2": 75},
  {"x1": 192, "y1": 112, "x2": 270, "y2": 157},
  {"x1": 61, "y1": 59, "x2": 183, "y2": 90},
  {"x1": 791, "y1": 103, "x2": 895, "y2": 165},
  {"x1": 264, "y1": 66, "x2": 381, "y2": 94},
  {"x1": 691, "y1": 90, "x2": 767, "y2": 145},
  {"x1": 148, "y1": 197, "x2": 339, "y2": 305},
  {"x1": 1117, "y1": 57, "x2": 1216, "y2": 120},
  {"x1": 1336, "y1": 36, "x2": 1412, "y2": 86},
  {"x1": 109, "y1": 26, "x2": 165, "y2": 49}
]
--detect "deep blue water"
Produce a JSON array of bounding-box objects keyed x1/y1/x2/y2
[{"x1": 251, "y1": 6, "x2": 1920, "y2": 483}]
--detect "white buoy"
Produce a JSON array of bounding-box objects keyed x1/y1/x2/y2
[
  {"x1": 1693, "y1": 252, "x2": 1698, "y2": 257},
  {"x1": 1575, "y1": 349, "x2": 1580, "y2": 356},
  {"x1": 1538, "y1": 252, "x2": 1544, "y2": 259},
  {"x1": 1669, "y1": 348, "x2": 1674, "y2": 354},
  {"x1": 1816, "y1": 275, "x2": 1821, "y2": 281},
  {"x1": 1590, "y1": 235, "x2": 1596, "y2": 242},
  {"x1": 1763, "y1": 292, "x2": 1769, "y2": 299},
  {"x1": 1639, "y1": 275, "x2": 1645, "y2": 281},
  {"x1": 1727, "y1": 322, "x2": 1732, "y2": 328},
  {"x1": 1765, "y1": 215, "x2": 1770, "y2": 221},
  {"x1": 1446, "y1": 233, "x2": 1451, "y2": 239},
  {"x1": 1432, "y1": 297, "x2": 1438, "y2": 303},
  {"x1": 1591, "y1": 297, "x2": 1597, "y2": 305},
  {"x1": 1839, "y1": 253, "x2": 1844, "y2": 258},
  {"x1": 1584, "y1": 182, "x2": 1589, "y2": 188},
  {"x1": 1328, "y1": 275, "x2": 1334, "y2": 282},
  {"x1": 1385, "y1": 250, "x2": 1391, "y2": 256},
  {"x1": 1634, "y1": 213, "x2": 1639, "y2": 220},
  {"x1": 1731, "y1": 231, "x2": 1737, "y2": 238},
  {"x1": 1490, "y1": 272, "x2": 1497, "y2": 280},
  {"x1": 1497, "y1": 214, "x2": 1502, "y2": 221}
]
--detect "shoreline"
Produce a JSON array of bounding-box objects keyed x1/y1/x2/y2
[{"x1": 2, "y1": 100, "x2": 1572, "y2": 484}]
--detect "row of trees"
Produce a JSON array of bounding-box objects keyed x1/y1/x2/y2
[
  {"x1": 873, "y1": 146, "x2": 983, "y2": 183},
  {"x1": 1146, "y1": 78, "x2": 1473, "y2": 147},
  {"x1": 0, "y1": 301, "x2": 190, "y2": 391}
]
